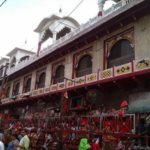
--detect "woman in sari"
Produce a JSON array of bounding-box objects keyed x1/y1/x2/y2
[{"x1": 7, "y1": 134, "x2": 19, "y2": 150}]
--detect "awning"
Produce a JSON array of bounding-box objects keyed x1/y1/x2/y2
[{"x1": 128, "y1": 99, "x2": 150, "y2": 113}]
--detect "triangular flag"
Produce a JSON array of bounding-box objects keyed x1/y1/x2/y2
[
  {"x1": 121, "y1": 100, "x2": 128, "y2": 108},
  {"x1": 64, "y1": 91, "x2": 68, "y2": 99}
]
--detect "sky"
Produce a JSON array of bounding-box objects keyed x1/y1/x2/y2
[{"x1": 0, "y1": 0, "x2": 115, "y2": 57}]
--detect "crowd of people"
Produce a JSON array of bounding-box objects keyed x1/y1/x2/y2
[{"x1": 0, "y1": 129, "x2": 30, "y2": 150}]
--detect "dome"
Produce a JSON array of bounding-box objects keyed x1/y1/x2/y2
[{"x1": 34, "y1": 13, "x2": 80, "y2": 33}]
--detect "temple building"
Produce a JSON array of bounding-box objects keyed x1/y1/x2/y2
[{"x1": 0, "y1": 0, "x2": 150, "y2": 149}]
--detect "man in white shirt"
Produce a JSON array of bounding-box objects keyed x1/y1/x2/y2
[
  {"x1": 0, "y1": 134, "x2": 4, "y2": 150},
  {"x1": 14, "y1": 129, "x2": 30, "y2": 150}
]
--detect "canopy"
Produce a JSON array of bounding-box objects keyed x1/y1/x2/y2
[{"x1": 128, "y1": 99, "x2": 150, "y2": 113}]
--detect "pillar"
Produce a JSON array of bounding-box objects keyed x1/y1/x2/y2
[
  {"x1": 97, "y1": 0, "x2": 105, "y2": 17},
  {"x1": 121, "y1": 0, "x2": 126, "y2": 6}
]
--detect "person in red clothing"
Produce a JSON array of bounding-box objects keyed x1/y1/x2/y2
[{"x1": 91, "y1": 138, "x2": 100, "y2": 150}]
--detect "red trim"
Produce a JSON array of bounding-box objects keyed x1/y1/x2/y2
[
  {"x1": 103, "y1": 39, "x2": 106, "y2": 70},
  {"x1": 72, "y1": 54, "x2": 75, "y2": 79},
  {"x1": 113, "y1": 66, "x2": 115, "y2": 77},
  {"x1": 97, "y1": 69, "x2": 100, "y2": 81},
  {"x1": 2, "y1": 67, "x2": 150, "y2": 108},
  {"x1": 37, "y1": 42, "x2": 41, "y2": 57},
  {"x1": 131, "y1": 59, "x2": 134, "y2": 72},
  {"x1": 84, "y1": 74, "x2": 86, "y2": 84}
]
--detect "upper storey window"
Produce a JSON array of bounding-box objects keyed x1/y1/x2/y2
[
  {"x1": 104, "y1": 28, "x2": 134, "y2": 69},
  {"x1": 36, "y1": 68, "x2": 46, "y2": 89},
  {"x1": 25, "y1": 78, "x2": 31, "y2": 92},
  {"x1": 52, "y1": 59, "x2": 65, "y2": 84},
  {"x1": 19, "y1": 56, "x2": 29, "y2": 63},
  {"x1": 76, "y1": 55, "x2": 92, "y2": 78},
  {"x1": 14, "y1": 82, "x2": 20, "y2": 95},
  {"x1": 73, "y1": 47, "x2": 93, "y2": 78},
  {"x1": 6, "y1": 86, "x2": 10, "y2": 98},
  {"x1": 53, "y1": 65, "x2": 64, "y2": 84},
  {"x1": 10, "y1": 57, "x2": 16, "y2": 68},
  {"x1": 108, "y1": 39, "x2": 134, "y2": 68},
  {"x1": 38, "y1": 72, "x2": 46, "y2": 88}
]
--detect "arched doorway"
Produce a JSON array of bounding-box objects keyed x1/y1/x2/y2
[
  {"x1": 108, "y1": 39, "x2": 134, "y2": 68},
  {"x1": 25, "y1": 78, "x2": 31, "y2": 92},
  {"x1": 38, "y1": 72, "x2": 46, "y2": 88},
  {"x1": 76, "y1": 55, "x2": 92, "y2": 78},
  {"x1": 54, "y1": 65, "x2": 64, "y2": 84}
]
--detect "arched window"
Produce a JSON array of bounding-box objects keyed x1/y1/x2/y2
[
  {"x1": 38, "y1": 72, "x2": 46, "y2": 88},
  {"x1": 14, "y1": 83, "x2": 20, "y2": 95},
  {"x1": 0, "y1": 65, "x2": 3, "y2": 78},
  {"x1": 19, "y1": 56, "x2": 29, "y2": 63},
  {"x1": 25, "y1": 78, "x2": 31, "y2": 93},
  {"x1": 108, "y1": 39, "x2": 134, "y2": 68},
  {"x1": 6, "y1": 86, "x2": 10, "y2": 98},
  {"x1": 10, "y1": 57, "x2": 16, "y2": 68},
  {"x1": 76, "y1": 55, "x2": 92, "y2": 77},
  {"x1": 54, "y1": 65, "x2": 64, "y2": 84}
]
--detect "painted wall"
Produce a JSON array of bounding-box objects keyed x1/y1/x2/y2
[{"x1": 6, "y1": 14, "x2": 150, "y2": 96}]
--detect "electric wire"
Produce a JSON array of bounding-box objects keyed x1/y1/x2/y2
[{"x1": 0, "y1": 0, "x2": 6, "y2": 7}]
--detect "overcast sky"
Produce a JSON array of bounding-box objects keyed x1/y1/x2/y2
[{"x1": 0, "y1": 0, "x2": 115, "y2": 57}]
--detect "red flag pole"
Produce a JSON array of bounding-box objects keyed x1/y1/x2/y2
[{"x1": 37, "y1": 42, "x2": 41, "y2": 57}]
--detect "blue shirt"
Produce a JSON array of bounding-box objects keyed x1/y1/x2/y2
[{"x1": 7, "y1": 140, "x2": 19, "y2": 150}]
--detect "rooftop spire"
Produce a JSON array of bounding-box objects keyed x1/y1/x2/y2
[{"x1": 59, "y1": 8, "x2": 62, "y2": 13}]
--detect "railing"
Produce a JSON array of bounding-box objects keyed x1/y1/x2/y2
[
  {"x1": 2, "y1": 57, "x2": 150, "y2": 104},
  {"x1": 0, "y1": 114, "x2": 135, "y2": 134},
  {"x1": 6, "y1": 0, "x2": 142, "y2": 76}
]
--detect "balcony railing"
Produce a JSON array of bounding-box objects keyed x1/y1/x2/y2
[
  {"x1": 6, "y1": 0, "x2": 143, "y2": 76},
  {"x1": 2, "y1": 57, "x2": 150, "y2": 104}
]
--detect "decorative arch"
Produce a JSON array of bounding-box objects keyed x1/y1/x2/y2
[
  {"x1": 53, "y1": 65, "x2": 65, "y2": 84},
  {"x1": 23, "y1": 74, "x2": 32, "y2": 93},
  {"x1": 10, "y1": 56, "x2": 16, "y2": 68},
  {"x1": 19, "y1": 56, "x2": 29, "y2": 63},
  {"x1": 108, "y1": 39, "x2": 134, "y2": 68},
  {"x1": 35, "y1": 68, "x2": 46, "y2": 89},
  {"x1": 104, "y1": 28, "x2": 134, "y2": 69},
  {"x1": 6, "y1": 86, "x2": 10, "y2": 98},
  {"x1": 51, "y1": 59, "x2": 65, "y2": 84},
  {"x1": 73, "y1": 47, "x2": 93, "y2": 78},
  {"x1": 13, "y1": 80, "x2": 20, "y2": 95},
  {"x1": 38, "y1": 72, "x2": 46, "y2": 88},
  {"x1": 76, "y1": 55, "x2": 92, "y2": 78}
]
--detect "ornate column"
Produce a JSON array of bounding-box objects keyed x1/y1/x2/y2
[{"x1": 97, "y1": 0, "x2": 105, "y2": 17}]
